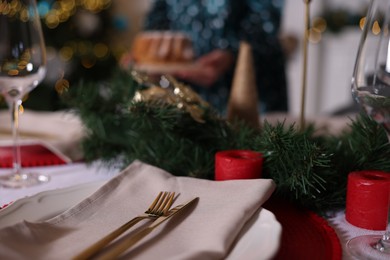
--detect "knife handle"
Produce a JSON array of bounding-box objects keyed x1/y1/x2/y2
[
  {"x1": 97, "y1": 197, "x2": 198, "y2": 259},
  {"x1": 98, "y1": 225, "x2": 154, "y2": 259},
  {"x1": 73, "y1": 216, "x2": 144, "y2": 260}
]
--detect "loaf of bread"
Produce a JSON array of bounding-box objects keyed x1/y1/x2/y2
[{"x1": 131, "y1": 31, "x2": 195, "y2": 65}]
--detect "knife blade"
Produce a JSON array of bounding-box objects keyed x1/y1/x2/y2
[{"x1": 97, "y1": 197, "x2": 199, "y2": 260}]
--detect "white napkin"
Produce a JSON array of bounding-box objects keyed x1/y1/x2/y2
[
  {"x1": 0, "y1": 110, "x2": 84, "y2": 161},
  {"x1": 0, "y1": 160, "x2": 276, "y2": 260}
]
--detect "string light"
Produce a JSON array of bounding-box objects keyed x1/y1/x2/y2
[
  {"x1": 93, "y1": 43, "x2": 109, "y2": 58},
  {"x1": 0, "y1": 0, "x2": 26, "y2": 18},
  {"x1": 55, "y1": 78, "x2": 70, "y2": 94},
  {"x1": 59, "y1": 46, "x2": 74, "y2": 61},
  {"x1": 36, "y1": 0, "x2": 112, "y2": 28},
  {"x1": 2, "y1": 0, "x2": 120, "y2": 86},
  {"x1": 359, "y1": 17, "x2": 383, "y2": 35},
  {"x1": 35, "y1": 0, "x2": 114, "y2": 71},
  {"x1": 372, "y1": 20, "x2": 381, "y2": 35}
]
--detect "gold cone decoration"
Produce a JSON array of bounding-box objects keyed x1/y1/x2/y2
[{"x1": 227, "y1": 41, "x2": 260, "y2": 129}]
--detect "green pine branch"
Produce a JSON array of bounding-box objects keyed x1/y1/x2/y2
[{"x1": 61, "y1": 68, "x2": 390, "y2": 213}]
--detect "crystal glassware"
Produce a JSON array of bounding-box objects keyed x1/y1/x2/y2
[
  {"x1": 0, "y1": 0, "x2": 49, "y2": 188},
  {"x1": 348, "y1": 0, "x2": 390, "y2": 258}
]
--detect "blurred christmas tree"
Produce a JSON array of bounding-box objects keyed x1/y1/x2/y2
[{"x1": 22, "y1": 0, "x2": 120, "y2": 110}]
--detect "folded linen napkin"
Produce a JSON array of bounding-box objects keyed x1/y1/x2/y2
[
  {"x1": 0, "y1": 160, "x2": 276, "y2": 259},
  {"x1": 0, "y1": 110, "x2": 84, "y2": 161}
]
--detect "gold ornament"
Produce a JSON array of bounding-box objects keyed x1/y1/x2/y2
[
  {"x1": 131, "y1": 70, "x2": 210, "y2": 123},
  {"x1": 227, "y1": 41, "x2": 260, "y2": 129}
]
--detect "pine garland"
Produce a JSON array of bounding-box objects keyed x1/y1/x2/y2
[{"x1": 62, "y1": 69, "x2": 390, "y2": 213}]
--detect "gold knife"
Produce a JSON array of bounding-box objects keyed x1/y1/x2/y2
[{"x1": 97, "y1": 197, "x2": 199, "y2": 260}]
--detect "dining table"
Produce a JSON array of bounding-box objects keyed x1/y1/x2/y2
[{"x1": 0, "y1": 109, "x2": 387, "y2": 259}]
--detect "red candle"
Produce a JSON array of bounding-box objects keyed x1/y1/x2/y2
[
  {"x1": 215, "y1": 150, "x2": 263, "y2": 181},
  {"x1": 345, "y1": 170, "x2": 390, "y2": 230}
]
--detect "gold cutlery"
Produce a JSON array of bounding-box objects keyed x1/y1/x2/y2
[
  {"x1": 73, "y1": 191, "x2": 175, "y2": 260},
  {"x1": 97, "y1": 197, "x2": 199, "y2": 260}
]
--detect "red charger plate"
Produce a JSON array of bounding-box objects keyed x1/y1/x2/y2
[
  {"x1": 0, "y1": 142, "x2": 70, "y2": 168},
  {"x1": 264, "y1": 196, "x2": 342, "y2": 260}
]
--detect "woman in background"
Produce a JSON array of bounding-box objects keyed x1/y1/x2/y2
[{"x1": 143, "y1": 0, "x2": 288, "y2": 113}]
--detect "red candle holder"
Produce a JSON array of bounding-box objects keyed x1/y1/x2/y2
[
  {"x1": 215, "y1": 150, "x2": 263, "y2": 181},
  {"x1": 345, "y1": 170, "x2": 390, "y2": 230}
]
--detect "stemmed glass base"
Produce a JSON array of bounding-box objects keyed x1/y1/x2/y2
[
  {"x1": 347, "y1": 234, "x2": 390, "y2": 260},
  {"x1": 0, "y1": 172, "x2": 50, "y2": 189}
]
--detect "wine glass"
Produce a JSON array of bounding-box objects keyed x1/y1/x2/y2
[
  {"x1": 349, "y1": 0, "x2": 390, "y2": 258},
  {"x1": 0, "y1": 0, "x2": 49, "y2": 188}
]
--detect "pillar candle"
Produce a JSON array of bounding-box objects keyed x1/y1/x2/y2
[
  {"x1": 345, "y1": 170, "x2": 390, "y2": 230},
  {"x1": 215, "y1": 150, "x2": 263, "y2": 181}
]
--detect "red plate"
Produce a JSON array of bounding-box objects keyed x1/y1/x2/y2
[{"x1": 264, "y1": 197, "x2": 342, "y2": 260}]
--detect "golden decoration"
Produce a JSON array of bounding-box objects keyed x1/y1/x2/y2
[
  {"x1": 131, "y1": 70, "x2": 210, "y2": 123},
  {"x1": 226, "y1": 41, "x2": 260, "y2": 129},
  {"x1": 300, "y1": 0, "x2": 312, "y2": 130}
]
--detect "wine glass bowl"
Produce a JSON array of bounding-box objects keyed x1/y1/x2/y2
[
  {"x1": 351, "y1": 0, "x2": 390, "y2": 140},
  {"x1": 0, "y1": 0, "x2": 49, "y2": 188},
  {"x1": 349, "y1": 0, "x2": 390, "y2": 258}
]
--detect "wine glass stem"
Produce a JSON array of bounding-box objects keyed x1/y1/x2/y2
[
  {"x1": 11, "y1": 99, "x2": 22, "y2": 175},
  {"x1": 386, "y1": 131, "x2": 390, "y2": 240},
  {"x1": 384, "y1": 195, "x2": 390, "y2": 240},
  {"x1": 377, "y1": 193, "x2": 390, "y2": 250}
]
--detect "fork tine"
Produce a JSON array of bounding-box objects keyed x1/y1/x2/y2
[
  {"x1": 161, "y1": 192, "x2": 175, "y2": 215},
  {"x1": 146, "y1": 192, "x2": 163, "y2": 213},
  {"x1": 152, "y1": 192, "x2": 168, "y2": 212},
  {"x1": 148, "y1": 192, "x2": 174, "y2": 216},
  {"x1": 153, "y1": 192, "x2": 175, "y2": 215},
  {"x1": 147, "y1": 192, "x2": 168, "y2": 214}
]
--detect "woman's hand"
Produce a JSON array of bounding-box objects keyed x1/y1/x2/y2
[{"x1": 173, "y1": 49, "x2": 235, "y2": 88}]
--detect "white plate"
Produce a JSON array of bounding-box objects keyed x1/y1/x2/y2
[
  {"x1": 226, "y1": 207, "x2": 282, "y2": 259},
  {"x1": 0, "y1": 182, "x2": 281, "y2": 259}
]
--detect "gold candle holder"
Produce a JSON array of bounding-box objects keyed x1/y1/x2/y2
[{"x1": 300, "y1": 0, "x2": 312, "y2": 130}]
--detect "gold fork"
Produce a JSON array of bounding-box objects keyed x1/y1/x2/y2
[
  {"x1": 98, "y1": 197, "x2": 198, "y2": 260},
  {"x1": 73, "y1": 191, "x2": 175, "y2": 260}
]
